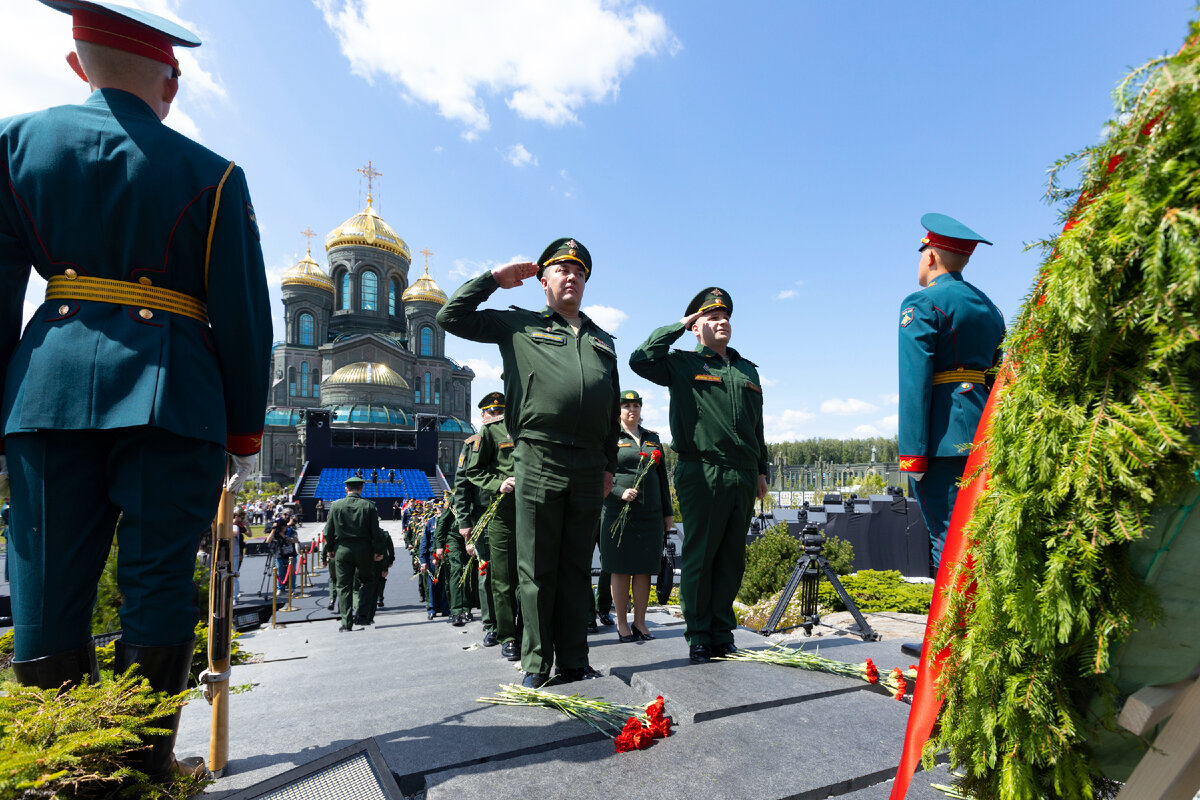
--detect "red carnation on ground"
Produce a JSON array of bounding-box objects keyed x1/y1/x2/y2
[
  {"x1": 890, "y1": 667, "x2": 907, "y2": 701},
  {"x1": 864, "y1": 658, "x2": 879, "y2": 684}
]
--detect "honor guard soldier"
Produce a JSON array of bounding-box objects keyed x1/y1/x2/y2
[
  {"x1": 438, "y1": 238, "x2": 620, "y2": 687},
  {"x1": 898, "y1": 214, "x2": 1005, "y2": 571},
  {"x1": 630, "y1": 288, "x2": 769, "y2": 664},
  {"x1": 459, "y1": 391, "x2": 521, "y2": 659},
  {"x1": 0, "y1": 0, "x2": 271, "y2": 781},
  {"x1": 323, "y1": 476, "x2": 388, "y2": 631}
]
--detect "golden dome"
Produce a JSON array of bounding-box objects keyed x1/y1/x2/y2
[
  {"x1": 324, "y1": 361, "x2": 410, "y2": 390},
  {"x1": 281, "y1": 249, "x2": 334, "y2": 292},
  {"x1": 402, "y1": 265, "x2": 448, "y2": 306},
  {"x1": 324, "y1": 195, "x2": 411, "y2": 260}
]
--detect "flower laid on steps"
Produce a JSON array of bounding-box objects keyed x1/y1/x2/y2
[
  {"x1": 478, "y1": 685, "x2": 672, "y2": 753},
  {"x1": 718, "y1": 643, "x2": 917, "y2": 700}
]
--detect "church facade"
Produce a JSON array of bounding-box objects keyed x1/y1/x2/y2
[{"x1": 256, "y1": 189, "x2": 475, "y2": 485}]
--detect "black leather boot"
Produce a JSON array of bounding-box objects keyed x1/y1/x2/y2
[
  {"x1": 115, "y1": 638, "x2": 206, "y2": 781},
  {"x1": 11, "y1": 643, "x2": 99, "y2": 691}
]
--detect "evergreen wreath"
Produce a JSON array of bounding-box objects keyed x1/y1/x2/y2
[{"x1": 927, "y1": 20, "x2": 1200, "y2": 799}]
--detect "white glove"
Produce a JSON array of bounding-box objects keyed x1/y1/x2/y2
[
  {"x1": 0, "y1": 454, "x2": 8, "y2": 498},
  {"x1": 908, "y1": 472, "x2": 925, "y2": 481},
  {"x1": 225, "y1": 454, "x2": 255, "y2": 494}
]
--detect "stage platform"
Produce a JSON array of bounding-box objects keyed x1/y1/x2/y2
[{"x1": 178, "y1": 519, "x2": 952, "y2": 799}]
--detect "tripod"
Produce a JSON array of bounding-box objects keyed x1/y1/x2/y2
[{"x1": 760, "y1": 521, "x2": 879, "y2": 641}]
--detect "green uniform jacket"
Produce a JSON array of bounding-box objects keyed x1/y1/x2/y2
[
  {"x1": 897, "y1": 271, "x2": 1005, "y2": 474},
  {"x1": 461, "y1": 416, "x2": 515, "y2": 496},
  {"x1": 452, "y1": 438, "x2": 483, "y2": 527},
  {"x1": 0, "y1": 89, "x2": 271, "y2": 456},
  {"x1": 607, "y1": 427, "x2": 671, "y2": 516},
  {"x1": 436, "y1": 271, "x2": 620, "y2": 472},
  {"x1": 629, "y1": 324, "x2": 769, "y2": 475},
  {"x1": 324, "y1": 495, "x2": 388, "y2": 555},
  {"x1": 432, "y1": 505, "x2": 456, "y2": 552}
]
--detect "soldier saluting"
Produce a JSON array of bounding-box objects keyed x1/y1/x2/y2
[
  {"x1": 0, "y1": 0, "x2": 271, "y2": 781},
  {"x1": 630, "y1": 288, "x2": 768, "y2": 665},
  {"x1": 898, "y1": 214, "x2": 1005, "y2": 572},
  {"x1": 438, "y1": 238, "x2": 620, "y2": 688}
]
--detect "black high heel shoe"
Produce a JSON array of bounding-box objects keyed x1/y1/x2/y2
[
  {"x1": 632, "y1": 624, "x2": 655, "y2": 641},
  {"x1": 617, "y1": 627, "x2": 638, "y2": 643}
]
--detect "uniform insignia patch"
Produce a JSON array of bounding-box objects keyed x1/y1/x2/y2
[
  {"x1": 499, "y1": 442, "x2": 514, "y2": 450},
  {"x1": 694, "y1": 374, "x2": 722, "y2": 383},
  {"x1": 746, "y1": 382, "x2": 762, "y2": 393},
  {"x1": 591, "y1": 338, "x2": 616, "y2": 358},
  {"x1": 618, "y1": 442, "x2": 633, "y2": 447},
  {"x1": 530, "y1": 330, "x2": 566, "y2": 345},
  {"x1": 644, "y1": 441, "x2": 659, "y2": 448},
  {"x1": 246, "y1": 202, "x2": 260, "y2": 240},
  {"x1": 900, "y1": 307, "x2": 914, "y2": 327}
]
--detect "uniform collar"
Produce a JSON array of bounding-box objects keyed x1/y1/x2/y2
[
  {"x1": 540, "y1": 306, "x2": 592, "y2": 330},
  {"x1": 694, "y1": 343, "x2": 739, "y2": 361},
  {"x1": 85, "y1": 88, "x2": 161, "y2": 122},
  {"x1": 926, "y1": 271, "x2": 965, "y2": 289}
]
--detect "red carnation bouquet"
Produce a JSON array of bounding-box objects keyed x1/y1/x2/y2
[
  {"x1": 609, "y1": 449, "x2": 662, "y2": 547},
  {"x1": 478, "y1": 686, "x2": 672, "y2": 753}
]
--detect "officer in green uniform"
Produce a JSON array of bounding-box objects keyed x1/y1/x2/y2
[
  {"x1": 437, "y1": 238, "x2": 620, "y2": 687},
  {"x1": 0, "y1": 1, "x2": 271, "y2": 781},
  {"x1": 323, "y1": 476, "x2": 388, "y2": 631},
  {"x1": 599, "y1": 390, "x2": 673, "y2": 642},
  {"x1": 460, "y1": 391, "x2": 520, "y2": 658},
  {"x1": 630, "y1": 288, "x2": 769, "y2": 664},
  {"x1": 442, "y1": 442, "x2": 479, "y2": 626},
  {"x1": 898, "y1": 214, "x2": 1005, "y2": 571},
  {"x1": 369, "y1": 528, "x2": 395, "y2": 612}
]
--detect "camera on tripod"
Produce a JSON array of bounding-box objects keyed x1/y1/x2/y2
[{"x1": 800, "y1": 522, "x2": 825, "y2": 553}]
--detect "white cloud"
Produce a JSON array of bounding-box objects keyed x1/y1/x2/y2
[
  {"x1": 21, "y1": 274, "x2": 48, "y2": 329},
  {"x1": 582, "y1": 304, "x2": 628, "y2": 332},
  {"x1": 465, "y1": 358, "x2": 503, "y2": 384},
  {"x1": 448, "y1": 256, "x2": 530, "y2": 282},
  {"x1": 880, "y1": 393, "x2": 900, "y2": 406},
  {"x1": 0, "y1": 2, "x2": 224, "y2": 141},
  {"x1": 316, "y1": 0, "x2": 678, "y2": 138},
  {"x1": 820, "y1": 397, "x2": 879, "y2": 415},
  {"x1": 764, "y1": 408, "x2": 816, "y2": 442},
  {"x1": 876, "y1": 413, "x2": 898, "y2": 432},
  {"x1": 852, "y1": 424, "x2": 884, "y2": 437},
  {"x1": 433, "y1": 145, "x2": 444, "y2": 154},
  {"x1": 776, "y1": 289, "x2": 797, "y2": 300},
  {"x1": 759, "y1": 375, "x2": 778, "y2": 388},
  {"x1": 503, "y1": 143, "x2": 538, "y2": 168}
]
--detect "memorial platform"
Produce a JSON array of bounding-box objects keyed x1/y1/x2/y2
[{"x1": 180, "y1": 519, "x2": 951, "y2": 799}]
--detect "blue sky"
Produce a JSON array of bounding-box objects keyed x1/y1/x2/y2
[{"x1": 2, "y1": 0, "x2": 1194, "y2": 441}]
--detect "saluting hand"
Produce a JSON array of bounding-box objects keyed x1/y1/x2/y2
[
  {"x1": 492, "y1": 261, "x2": 538, "y2": 289},
  {"x1": 679, "y1": 311, "x2": 702, "y2": 328}
]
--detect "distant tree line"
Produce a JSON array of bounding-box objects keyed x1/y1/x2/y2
[{"x1": 767, "y1": 436, "x2": 899, "y2": 465}]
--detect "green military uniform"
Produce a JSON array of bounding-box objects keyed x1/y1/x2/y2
[
  {"x1": 599, "y1": 424, "x2": 672, "y2": 574},
  {"x1": 440, "y1": 447, "x2": 477, "y2": 623},
  {"x1": 460, "y1": 394, "x2": 520, "y2": 650},
  {"x1": 899, "y1": 214, "x2": 1005, "y2": 570},
  {"x1": 437, "y1": 238, "x2": 620, "y2": 678},
  {"x1": 630, "y1": 288, "x2": 768, "y2": 653},
  {"x1": 370, "y1": 531, "x2": 395, "y2": 612},
  {"x1": 323, "y1": 478, "x2": 389, "y2": 629}
]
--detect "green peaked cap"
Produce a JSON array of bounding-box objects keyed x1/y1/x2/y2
[
  {"x1": 685, "y1": 286, "x2": 733, "y2": 317},
  {"x1": 537, "y1": 237, "x2": 591, "y2": 280}
]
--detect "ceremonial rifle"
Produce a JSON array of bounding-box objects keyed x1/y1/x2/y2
[{"x1": 201, "y1": 483, "x2": 235, "y2": 776}]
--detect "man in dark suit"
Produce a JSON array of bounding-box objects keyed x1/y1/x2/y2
[{"x1": 0, "y1": 0, "x2": 271, "y2": 780}]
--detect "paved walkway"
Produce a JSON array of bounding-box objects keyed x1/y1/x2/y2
[{"x1": 178, "y1": 520, "x2": 953, "y2": 799}]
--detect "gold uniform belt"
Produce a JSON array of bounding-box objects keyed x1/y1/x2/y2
[
  {"x1": 932, "y1": 368, "x2": 987, "y2": 385},
  {"x1": 45, "y1": 274, "x2": 208, "y2": 324}
]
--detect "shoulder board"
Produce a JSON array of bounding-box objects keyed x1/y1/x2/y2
[
  {"x1": 591, "y1": 337, "x2": 616, "y2": 358},
  {"x1": 465, "y1": 434, "x2": 481, "y2": 444}
]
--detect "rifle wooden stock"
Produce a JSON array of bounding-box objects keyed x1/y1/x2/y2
[{"x1": 206, "y1": 488, "x2": 235, "y2": 776}]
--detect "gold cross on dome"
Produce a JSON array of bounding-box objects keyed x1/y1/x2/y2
[
  {"x1": 300, "y1": 226, "x2": 316, "y2": 251},
  {"x1": 357, "y1": 160, "x2": 383, "y2": 200},
  {"x1": 420, "y1": 247, "x2": 434, "y2": 272}
]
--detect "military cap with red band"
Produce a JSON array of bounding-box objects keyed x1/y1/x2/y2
[
  {"x1": 917, "y1": 212, "x2": 992, "y2": 256},
  {"x1": 39, "y1": 0, "x2": 201, "y2": 71}
]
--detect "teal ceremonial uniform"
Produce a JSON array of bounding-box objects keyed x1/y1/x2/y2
[
  {"x1": 599, "y1": 427, "x2": 671, "y2": 574},
  {"x1": 460, "y1": 411, "x2": 520, "y2": 648},
  {"x1": 324, "y1": 488, "x2": 389, "y2": 628},
  {"x1": 630, "y1": 288, "x2": 767, "y2": 652},
  {"x1": 899, "y1": 214, "x2": 1005, "y2": 570},
  {"x1": 0, "y1": 86, "x2": 271, "y2": 664},
  {"x1": 437, "y1": 242, "x2": 619, "y2": 678}
]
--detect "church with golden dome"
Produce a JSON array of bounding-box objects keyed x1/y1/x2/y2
[{"x1": 257, "y1": 166, "x2": 475, "y2": 485}]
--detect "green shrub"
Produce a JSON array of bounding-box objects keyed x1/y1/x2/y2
[
  {"x1": 0, "y1": 671, "x2": 211, "y2": 799},
  {"x1": 737, "y1": 523, "x2": 798, "y2": 604},
  {"x1": 96, "y1": 621, "x2": 256, "y2": 686},
  {"x1": 817, "y1": 569, "x2": 933, "y2": 614},
  {"x1": 823, "y1": 535, "x2": 854, "y2": 575}
]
